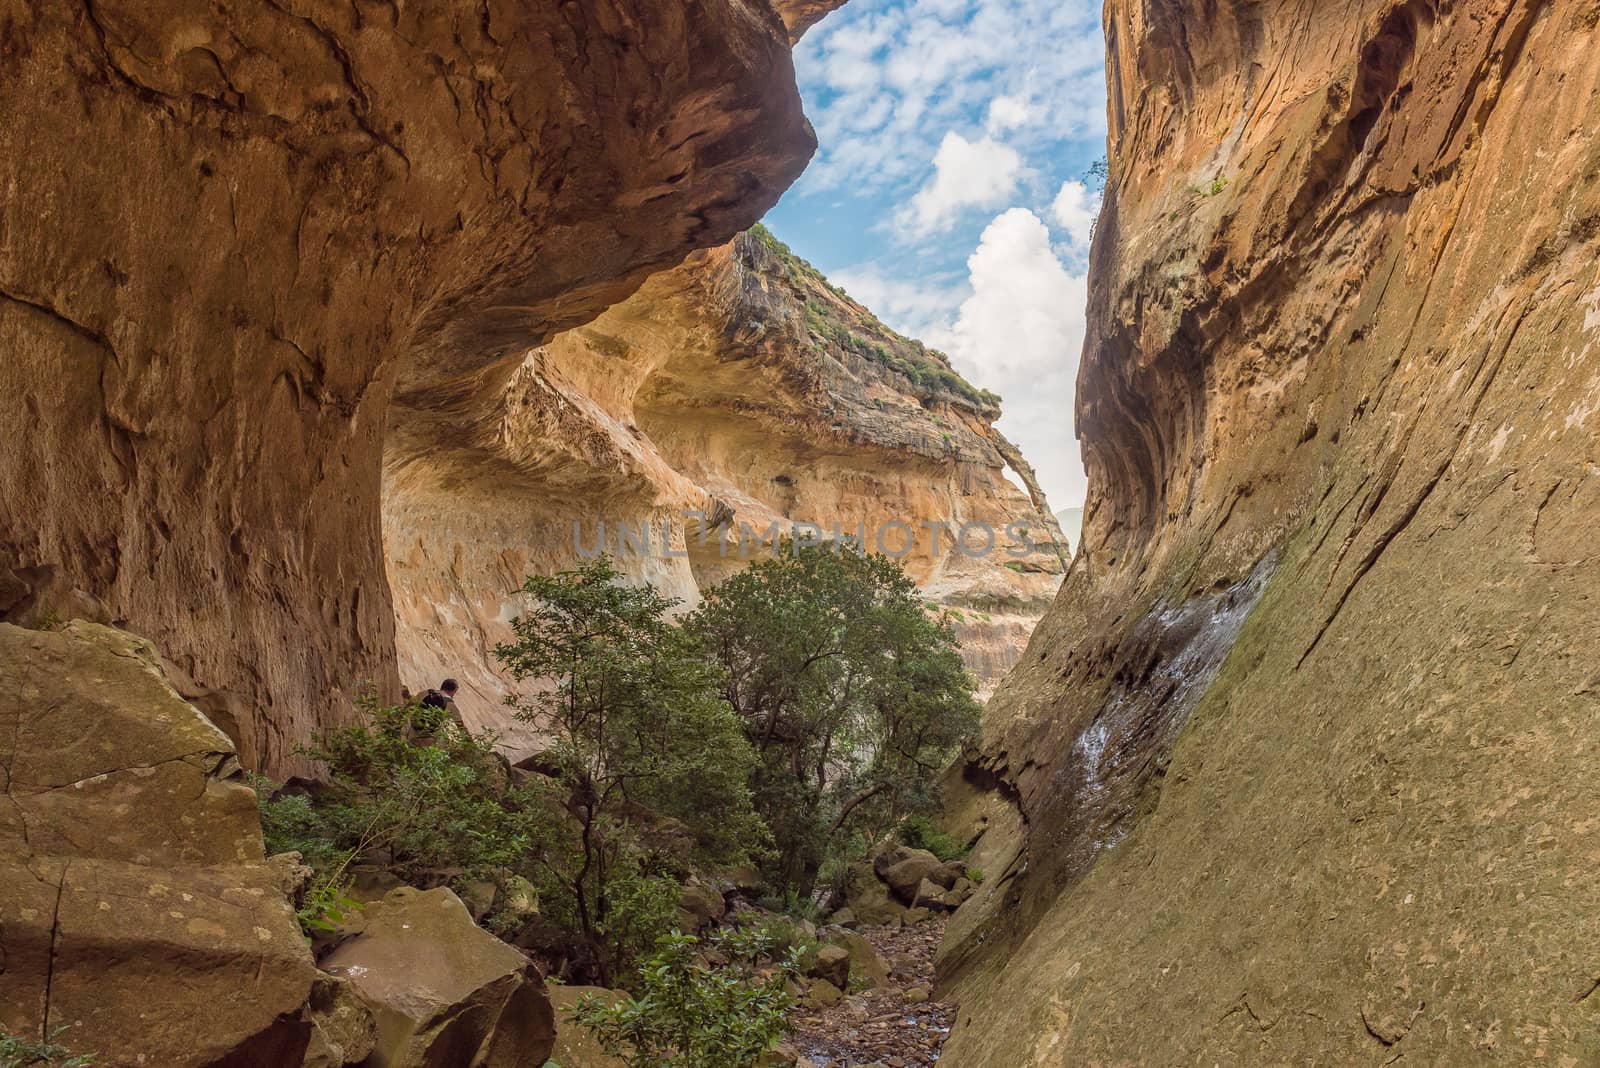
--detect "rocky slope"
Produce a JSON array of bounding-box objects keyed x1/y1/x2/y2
[
  {"x1": 0, "y1": 0, "x2": 814, "y2": 772},
  {"x1": 941, "y1": 1, "x2": 1600, "y2": 1064},
  {"x1": 385, "y1": 227, "x2": 1065, "y2": 732}
]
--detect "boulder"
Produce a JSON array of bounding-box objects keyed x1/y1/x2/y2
[
  {"x1": 805, "y1": 978, "x2": 844, "y2": 1007},
  {"x1": 0, "y1": 622, "x2": 320, "y2": 1067},
  {"x1": 872, "y1": 846, "x2": 948, "y2": 902},
  {"x1": 806, "y1": 943, "x2": 852, "y2": 989},
  {"x1": 821, "y1": 928, "x2": 892, "y2": 988},
  {"x1": 825, "y1": 906, "x2": 858, "y2": 928},
  {"x1": 461, "y1": 881, "x2": 499, "y2": 921},
  {"x1": 546, "y1": 986, "x2": 628, "y2": 1068},
  {"x1": 679, "y1": 878, "x2": 728, "y2": 930},
  {"x1": 303, "y1": 976, "x2": 379, "y2": 1068},
  {"x1": 322, "y1": 887, "x2": 555, "y2": 1068},
  {"x1": 842, "y1": 862, "x2": 907, "y2": 926},
  {"x1": 913, "y1": 877, "x2": 947, "y2": 909}
]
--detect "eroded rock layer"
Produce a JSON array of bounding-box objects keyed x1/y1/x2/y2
[
  {"x1": 942, "y1": 2, "x2": 1600, "y2": 1064},
  {"x1": 0, "y1": 0, "x2": 812, "y2": 771},
  {"x1": 385, "y1": 229, "x2": 1065, "y2": 733}
]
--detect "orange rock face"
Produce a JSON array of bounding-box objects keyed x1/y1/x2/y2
[
  {"x1": 385, "y1": 230, "x2": 1065, "y2": 738},
  {"x1": 0, "y1": 0, "x2": 812, "y2": 771},
  {"x1": 942, "y1": 1, "x2": 1600, "y2": 1064}
]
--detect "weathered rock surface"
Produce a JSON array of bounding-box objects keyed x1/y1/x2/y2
[
  {"x1": 873, "y1": 846, "x2": 947, "y2": 904},
  {"x1": 386, "y1": 229, "x2": 1065, "y2": 736},
  {"x1": 321, "y1": 886, "x2": 555, "y2": 1068},
  {"x1": 0, "y1": 621, "x2": 319, "y2": 1066},
  {"x1": 0, "y1": 0, "x2": 814, "y2": 773},
  {"x1": 546, "y1": 986, "x2": 628, "y2": 1068},
  {"x1": 942, "y1": 1, "x2": 1600, "y2": 1064}
]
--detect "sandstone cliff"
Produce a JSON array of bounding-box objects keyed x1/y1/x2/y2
[
  {"x1": 385, "y1": 227, "x2": 1066, "y2": 735},
  {"x1": 0, "y1": 0, "x2": 814, "y2": 772},
  {"x1": 941, "y1": 2, "x2": 1600, "y2": 1064}
]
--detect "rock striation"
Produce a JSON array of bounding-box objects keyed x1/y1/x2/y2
[
  {"x1": 385, "y1": 228, "x2": 1065, "y2": 733},
  {"x1": 941, "y1": 2, "x2": 1600, "y2": 1064},
  {"x1": 0, "y1": 0, "x2": 813, "y2": 773}
]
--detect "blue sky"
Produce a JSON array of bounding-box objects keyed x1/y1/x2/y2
[{"x1": 765, "y1": 0, "x2": 1108, "y2": 508}]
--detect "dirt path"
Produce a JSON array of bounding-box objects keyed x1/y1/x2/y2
[{"x1": 792, "y1": 919, "x2": 954, "y2": 1067}]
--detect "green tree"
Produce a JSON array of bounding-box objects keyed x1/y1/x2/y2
[
  {"x1": 495, "y1": 557, "x2": 765, "y2": 984},
  {"x1": 684, "y1": 545, "x2": 979, "y2": 900},
  {"x1": 571, "y1": 928, "x2": 799, "y2": 1068}
]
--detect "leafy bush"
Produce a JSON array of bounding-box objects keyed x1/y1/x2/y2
[
  {"x1": 0, "y1": 1031, "x2": 94, "y2": 1068},
  {"x1": 897, "y1": 814, "x2": 968, "y2": 862},
  {"x1": 497, "y1": 557, "x2": 767, "y2": 983},
  {"x1": 685, "y1": 545, "x2": 979, "y2": 902},
  {"x1": 571, "y1": 929, "x2": 800, "y2": 1068}
]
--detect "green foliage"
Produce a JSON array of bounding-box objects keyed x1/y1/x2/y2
[
  {"x1": 966, "y1": 867, "x2": 986, "y2": 885},
  {"x1": 497, "y1": 557, "x2": 765, "y2": 983},
  {"x1": 685, "y1": 545, "x2": 980, "y2": 901},
  {"x1": 571, "y1": 929, "x2": 800, "y2": 1068},
  {"x1": 252, "y1": 697, "x2": 569, "y2": 949},
  {"x1": 296, "y1": 871, "x2": 363, "y2": 936},
  {"x1": 1193, "y1": 174, "x2": 1229, "y2": 198},
  {"x1": 898, "y1": 814, "x2": 967, "y2": 863},
  {"x1": 755, "y1": 225, "x2": 998, "y2": 412},
  {"x1": 0, "y1": 1031, "x2": 94, "y2": 1068}
]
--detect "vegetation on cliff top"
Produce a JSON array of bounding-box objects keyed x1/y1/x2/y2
[{"x1": 749, "y1": 223, "x2": 1001, "y2": 414}]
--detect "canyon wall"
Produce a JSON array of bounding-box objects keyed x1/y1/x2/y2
[
  {"x1": 941, "y1": 1, "x2": 1600, "y2": 1064},
  {"x1": 385, "y1": 228, "x2": 1065, "y2": 735},
  {"x1": 0, "y1": 0, "x2": 815, "y2": 771}
]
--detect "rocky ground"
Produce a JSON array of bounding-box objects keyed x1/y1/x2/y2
[{"x1": 792, "y1": 919, "x2": 954, "y2": 1067}]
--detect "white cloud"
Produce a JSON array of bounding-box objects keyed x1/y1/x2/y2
[
  {"x1": 1049, "y1": 179, "x2": 1102, "y2": 257},
  {"x1": 927, "y1": 209, "x2": 1090, "y2": 506},
  {"x1": 829, "y1": 266, "x2": 966, "y2": 342},
  {"x1": 793, "y1": 0, "x2": 1106, "y2": 197},
  {"x1": 900, "y1": 132, "x2": 1023, "y2": 235},
  {"x1": 985, "y1": 94, "x2": 1036, "y2": 134}
]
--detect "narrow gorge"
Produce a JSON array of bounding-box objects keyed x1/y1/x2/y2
[
  {"x1": 939, "y1": 1, "x2": 1600, "y2": 1063},
  {"x1": 2, "y1": 0, "x2": 1597, "y2": 1065}
]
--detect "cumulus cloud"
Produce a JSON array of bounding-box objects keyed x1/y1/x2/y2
[
  {"x1": 985, "y1": 94, "x2": 1037, "y2": 134},
  {"x1": 928, "y1": 209, "x2": 1091, "y2": 506},
  {"x1": 1050, "y1": 179, "x2": 1102, "y2": 256},
  {"x1": 793, "y1": 0, "x2": 1106, "y2": 196},
  {"x1": 828, "y1": 267, "x2": 965, "y2": 342},
  {"x1": 899, "y1": 133, "x2": 1023, "y2": 236}
]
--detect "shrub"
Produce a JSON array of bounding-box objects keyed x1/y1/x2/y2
[
  {"x1": 571, "y1": 929, "x2": 800, "y2": 1068},
  {"x1": 898, "y1": 814, "x2": 967, "y2": 862},
  {"x1": 685, "y1": 545, "x2": 979, "y2": 901},
  {"x1": 0, "y1": 1031, "x2": 94, "y2": 1068}
]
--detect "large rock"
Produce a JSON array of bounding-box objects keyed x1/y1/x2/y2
[
  {"x1": 321, "y1": 887, "x2": 555, "y2": 1068},
  {"x1": 546, "y1": 986, "x2": 628, "y2": 1068},
  {"x1": 0, "y1": 0, "x2": 817, "y2": 774},
  {"x1": 841, "y1": 862, "x2": 907, "y2": 926},
  {"x1": 302, "y1": 976, "x2": 379, "y2": 1068},
  {"x1": 942, "y1": 0, "x2": 1600, "y2": 1064},
  {"x1": 0, "y1": 622, "x2": 319, "y2": 1067},
  {"x1": 872, "y1": 846, "x2": 948, "y2": 903},
  {"x1": 821, "y1": 928, "x2": 892, "y2": 989},
  {"x1": 806, "y1": 943, "x2": 852, "y2": 990}
]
